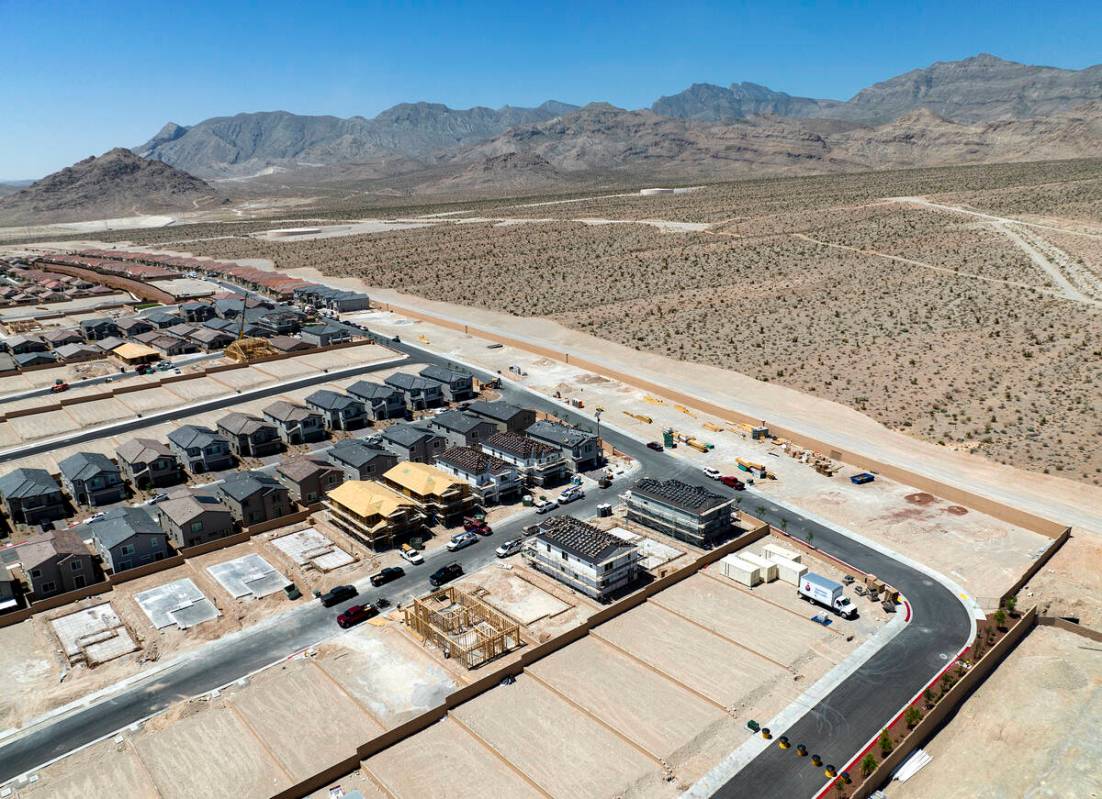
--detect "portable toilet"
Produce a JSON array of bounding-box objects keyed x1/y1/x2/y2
[{"x1": 663, "y1": 428, "x2": 675, "y2": 448}]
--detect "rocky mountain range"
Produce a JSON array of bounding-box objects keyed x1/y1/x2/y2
[
  {"x1": 135, "y1": 102, "x2": 579, "y2": 178},
  {"x1": 0, "y1": 148, "x2": 225, "y2": 226}
]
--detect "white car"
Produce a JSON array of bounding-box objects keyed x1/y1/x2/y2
[
  {"x1": 495, "y1": 539, "x2": 524, "y2": 558},
  {"x1": 446, "y1": 532, "x2": 478, "y2": 552},
  {"x1": 401, "y1": 547, "x2": 424, "y2": 565},
  {"x1": 557, "y1": 488, "x2": 584, "y2": 506},
  {"x1": 702, "y1": 467, "x2": 722, "y2": 480},
  {"x1": 533, "y1": 498, "x2": 556, "y2": 514}
]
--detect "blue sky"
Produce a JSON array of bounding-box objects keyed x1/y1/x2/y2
[{"x1": 1, "y1": 0, "x2": 1099, "y2": 178}]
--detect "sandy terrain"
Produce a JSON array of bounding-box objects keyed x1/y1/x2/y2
[
  {"x1": 891, "y1": 625, "x2": 1101, "y2": 799},
  {"x1": 1019, "y1": 534, "x2": 1102, "y2": 628}
]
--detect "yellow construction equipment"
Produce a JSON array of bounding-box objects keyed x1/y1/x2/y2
[
  {"x1": 737, "y1": 457, "x2": 766, "y2": 473},
  {"x1": 418, "y1": 334, "x2": 431, "y2": 344},
  {"x1": 623, "y1": 411, "x2": 653, "y2": 425},
  {"x1": 643, "y1": 395, "x2": 665, "y2": 406},
  {"x1": 674, "y1": 404, "x2": 695, "y2": 417},
  {"x1": 704, "y1": 422, "x2": 725, "y2": 433},
  {"x1": 686, "y1": 439, "x2": 710, "y2": 453}
]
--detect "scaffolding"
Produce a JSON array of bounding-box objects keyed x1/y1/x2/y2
[{"x1": 404, "y1": 585, "x2": 522, "y2": 669}]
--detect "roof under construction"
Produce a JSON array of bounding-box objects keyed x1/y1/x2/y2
[
  {"x1": 631, "y1": 478, "x2": 731, "y2": 514},
  {"x1": 327, "y1": 480, "x2": 412, "y2": 519},
  {"x1": 536, "y1": 515, "x2": 637, "y2": 565}
]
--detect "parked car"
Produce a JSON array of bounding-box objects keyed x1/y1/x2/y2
[
  {"x1": 147, "y1": 492, "x2": 169, "y2": 505},
  {"x1": 557, "y1": 487, "x2": 584, "y2": 506},
  {"x1": 646, "y1": 441, "x2": 664, "y2": 452},
  {"x1": 429, "y1": 563, "x2": 464, "y2": 587},
  {"x1": 370, "y1": 566, "x2": 405, "y2": 587},
  {"x1": 495, "y1": 539, "x2": 524, "y2": 558},
  {"x1": 719, "y1": 475, "x2": 746, "y2": 490},
  {"x1": 337, "y1": 604, "x2": 379, "y2": 628},
  {"x1": 534, "y1": 498, "x2": 556, "y2": 514},
  {"x1": 319, "y1": 584, "x2": 357, "y2": 607},
  {"x1": 447, "y1": 531, "x2": 478, "y2": 552},
  {"x1": 400, "y1": 545, "x2": 424, "y2": 565},
  {"x1": 702, "y1": 466, "x2": 722, "y2": 480},
  {"x1": 464, "y1": 518, "x2": 492, "y2": 536}
]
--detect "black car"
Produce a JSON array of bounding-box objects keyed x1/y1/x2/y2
[
  {"x1": 429, "y1": 563, "x2": 464, "y2": 588},
  {"x1": 319, "y1": 584, "x2": 357, "y2": 607},
  {"x1": 646, "y1": 441, "x2": 664, "y2": 451},
  {"x1": 370, "y1": 566, "x2": 405, "y2": 587}
]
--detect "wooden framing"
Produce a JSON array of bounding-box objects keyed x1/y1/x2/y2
[{"x1": 404, "y1": 585, "x2": 522, "y2": 669}]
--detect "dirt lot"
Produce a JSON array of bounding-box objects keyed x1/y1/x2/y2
[
  {"x1": 891, "y1": 625, "x2": 1102, "y2": 799},
  {"x1": 1019, "y1": 534, "x2": 1102, "y2": 629}
]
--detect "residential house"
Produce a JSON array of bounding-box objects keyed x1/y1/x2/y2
[
  {"x1": 419, "y1": 364, "x2": 476, "y2": 402},
  {"x1": 165, "y1": 323, "x2": 196, "y2": 339},
  {"x1": 202, "y1": 317, "x2": 237, "y2": 333},
  {"x1": 382, "y1": 461, "x2": 476, "y2": 527},
  {"x1": 465, "y1": 400, "x2": 536, "y2": 434},
  {"x1": 180, "y1": 301, "x2": 215, "y2": 323},
  {"x1": 57, "y1": 452, "x2": 127, "y2": 506},
  {"x1": 379, "y1": 422, "x2": 447, "y2": 463},
  {"x1": 213, "y1": 298, "x2": 246, "y2": 318},
  {"x1": 82, "y1": 507, "x2": 169, "y2": 573},
  {"x1": 262, "y1": 400, "x2": 327, "y2": 445},
  {"x1": 14, "y1": 351, "x2": 59, "y2": 368},
  {"x1": 116, "y1": 438, "x2": 183, "y2": 489},
  {"x1": 275, "y1": 457, "x2": 344, "y2": 505},
  {"x1": 268, "y1": 335, "x2": 313, "y2": 354},
  {"x1": 115, "y1": 317, "x2": 154, "y2": 337},
  {"x1": 526, "y1": 420, "x2": 602, "y2": 473},
  {"x1": 299, "y1": 323, "x2": 350, "y2": 348},
  {"x1": 384, "y1": 372, "x2": 444, "y2": 411},
  {"x1": 526, "y1": 516, "x2": 641, "y2": 602},
  {"x1": 216, "y1": 413, "x2": 282, "y2": 458},
  {"x1": 0, "y1": 353, "x2": 17, "y2": 373},
  {"x1": 93, "y1": 336, "x2": 126, "y2": 353},
  {"x1": 625, "y1": 478, "x2": 734, "y2": 548},
  {"x1": 137, "y1": 332, "x2": 197, "y2": 356},
  {"x1": 141, "y1": 308, "x2": 184, "y2": 328},
  {"x1": 54, "y1": 343, "x2": 102, "y2": 363},
  {"x1": 0, "y1": 572, "x2": 18, "y2": 612},
  {"x1": 435, "y1": 447, "x2": 523, "y2": 505},
  {"x1": 217, "y1": 471, "x2": 292, "y2": 526},
  {"x1": 324, "y1": 480, "x2": 424, "y2": 551},
  {"x1": 0, "y1": 468, "x2": 67, "y2": 526},
  {"x1": 293, "y1": 285, "x2": 371, "y2": 311},
  {"x1": 326, "y1": 439, "x2": 398, "y2": 481},
  {"x1": 256, "y1": 309, "x2": 302, "y2": 336},
  {"x1": 6, "y1": 335, "x2": 48, "y2": 355},
  {"x1": 188, "y1": 327, "x2": 235, "y2": 352},
  {"x1": 428, "y1": 410, "x2": 498, "y2": 449},
  {"x1": 346, "y1": 381, "x2": 405, "y2": 421},
  {"x1": 304, "y1": 390, "x2": 367, "y2": 431},
  {"x1": 79, "y1": 318, "x2": 119, "y2": 341},
  {"x1": 12, "y1": 530, "x2": 96, "y2": 597},
  {"x1": 156, "y1": 495, "x2": 236, "y2": 549},
  {"x1": 167, "y1": 425, "x2": 234, "y2": 473},
  {"x1": 481, "y1": 431, "x2": 568, "y2": 486},
  {"x1": 42, "y1": 328, "x2": 85, "y2": 348}
]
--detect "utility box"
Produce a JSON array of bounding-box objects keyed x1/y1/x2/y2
[
  {"x1": 751, "y1": 426, "x2": 770, "y2": 440},
  {"x1": 764, "y1": 543, "x2": 802, "y2": 564},
  {"x1": 772, "y1": 557, "x2": 808, "y2": 586},
  {"x1": 721, "y1": 554, "x2": 761, "y2": 587},
  {"x1": 738, "y1": 551, "x2": 778, "y2": 582}
]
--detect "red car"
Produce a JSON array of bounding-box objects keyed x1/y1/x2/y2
[
  {"x1": 463, "y1": 518, "x2": 493, "y2": 536},
  {"x1": 336, "y1": 604, "x2": 379, "y2": 628},
  {"x1": 719, "y1": 475, "x2": 746, "y2": 490}
]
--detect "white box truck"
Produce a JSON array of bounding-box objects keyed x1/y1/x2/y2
[
  {"x1": 798, "y1": 572, "x2": 856, "y2": 618},
  {"x1": 773, "y1": 557, "x2": 807, "y2": 586},
  {"x1": 738, "y1": 552, "x2": 778, "y2": 583},
  {"x1": 764, "y1": 543, "x2": 802, "y2": 564},
  {"x1": 721, "y1": 554, "x2": 761, "y2": 587}
]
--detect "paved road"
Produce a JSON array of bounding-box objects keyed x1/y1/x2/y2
[
  {"x1": 0, "y1": 355, "x2": 410, "y2": 465},
  {"x1": 0, "y1": 313, "x2": 974, "y2": 797}
]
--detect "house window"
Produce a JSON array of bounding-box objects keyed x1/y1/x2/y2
[
  {"x1": 190, "y1": 521, "x2": 204, "y2": 533},
  {"x1": 40, "y1": 581, "x2": 56, "y2": 594},
  {"x1": 120, "y1": 545, "x2": 135, "y2": 556},
  {"x1": 70, "y1": 560, "x2": 83, "y2": 572},
  {"x1": 30, "y1": 568, "x2": 41, "y2": 579}
]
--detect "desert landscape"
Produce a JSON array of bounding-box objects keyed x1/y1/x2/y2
[{"x1": 75, "y1": 158, "x2": 1099, "y2": 484}]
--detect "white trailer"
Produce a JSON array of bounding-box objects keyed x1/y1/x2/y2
[
  {"x1": 763, "y1": 543, "x2": 802, "y2": 563},
  {"x1": 772, "y1": 557, "x2": 807, "y2": 586},
  {"x1": 798, "y1": 572, "x2": 856, "y2": 618},
  {"x1": 738, "y1": 551, "x2": 778, "y2": 583},
  {"x1": 721, "y1": 554, "x2": 761, "y2": 587}
]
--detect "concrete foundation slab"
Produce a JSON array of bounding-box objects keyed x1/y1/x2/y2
[
  {"x1": 270, "y1": 527, "x2": 355, "y2": 571},
  {"x1": 207, "y1": 554, "x2": 289, "y2": 599},
  {"x1": 134, "y1": 578, "x2": 219, "y2": 630},
  {"x1": 49, "y1": 603, "x2": 137, "y2": 666}
]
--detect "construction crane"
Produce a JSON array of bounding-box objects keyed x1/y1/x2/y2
[{"x1": 225, "y1": 293, "x2": 275, "y2": 363}]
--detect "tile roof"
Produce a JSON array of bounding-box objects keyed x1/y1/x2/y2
[
  {"x1": 630, "y1": 478, "x2": 730, "y2": 514},
  {"x1": 536, "y1": 516, "x2": 636, "y2": 565},
  {"x1": 526, "y1": 420, "x2": 596, "y2": 448},
  {"x1": 436, "y1": 446, "x2": 513, "y2": 476},
  {"x1": 0, "y1": 468, "x2": 61, "y2": 499},
  {"x1": 484, "y1": 431, "x2": 559, "y2": 459},
  {"x1": 117, "y1": 438, "x2": 174, "y2": 465}
]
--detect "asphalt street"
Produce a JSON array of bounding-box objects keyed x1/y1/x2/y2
[{"x1": 0, "y1": 316, "x2": 974, "y2": 797}]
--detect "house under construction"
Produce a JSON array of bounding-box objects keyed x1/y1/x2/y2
[{"x1": 404, "y1": 585, "x2": 522, "y2": 669}]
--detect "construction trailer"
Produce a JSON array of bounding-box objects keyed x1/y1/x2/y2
[
  {"x1": 763, "y1": 543, "x2": 802, "y2": 563},
  {"x1": 772, "y1": 557, "x2": 808, "y2": 586},
  {"x1": 738, "y1": 551, "x2": 778, "y2": 582},
  {"x1": 404, "y1": 585, "x2": 522, "y2": 669},
  {"x1": 720, "y1": 554, "x2": 761, "y2": 587}
]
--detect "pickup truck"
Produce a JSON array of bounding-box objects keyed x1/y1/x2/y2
[
  {"x1": 719, "y1": 475, "x2": 745, "y2": 490},
  {"x1": 446, "y1": 531, "x2": 478, "y2": 552},
  {"x1": 319, "y1": 584, "x2": 357, "y2": 607},
  {"x1": 400, "y1": 545, "x2": 424, "y2": 565},
  {"x1": 370, "y1": 566, "x2": 405, "y2": 587},
  {"x1": 430, "y1": 563, "x2": 464, "y2": 587}
]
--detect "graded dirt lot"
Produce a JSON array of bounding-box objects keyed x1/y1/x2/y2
[
  {"x1": 14, "y1": 737, "x2": 158, "y2": 799},
  {"x1": 891, "y1": 625, "x2": 1102, "y2": 799}
]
